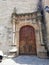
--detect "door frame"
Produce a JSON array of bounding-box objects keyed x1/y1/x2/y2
[{"x1": 12, "y1": 11, "x2": 44, "y2": 57}]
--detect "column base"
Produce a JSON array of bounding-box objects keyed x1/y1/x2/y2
[{"x1": 37, "y1": 51, "x2": 48, "y2": 58}]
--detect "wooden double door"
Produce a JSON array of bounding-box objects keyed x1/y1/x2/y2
[{"x1": 19, "y1": 26, "x2": 36, "y2": 55}]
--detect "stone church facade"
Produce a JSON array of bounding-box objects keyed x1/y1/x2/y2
[{"x1": 0, "y1": 0, "x2": 49, "y2": 58}]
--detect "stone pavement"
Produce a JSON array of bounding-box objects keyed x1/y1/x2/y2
[{"x1": 0, "y1": 56, "x2": 49, "y2": 65}]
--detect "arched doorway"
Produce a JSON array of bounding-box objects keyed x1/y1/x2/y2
[{"x1": 19, "y1": 25, "x2": 37, "y2": 55}]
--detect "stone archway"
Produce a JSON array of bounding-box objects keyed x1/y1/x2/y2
[
  {"x1": 19, "y1": 25, "x2": 37, "y2": 55},
  {"x1": 12, "y1": 11, "x2": 47, "y2": 58}
]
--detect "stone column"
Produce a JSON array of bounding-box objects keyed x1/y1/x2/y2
[
  {"x1": 12, "y1": 16, "x2": 16, "y2": 45},
  {"x1": 36, "y1": 18, "x2": 43, "y2": 45},
  {"x1": 38, "y1": 20, "x2": 43, "y2": 45}
]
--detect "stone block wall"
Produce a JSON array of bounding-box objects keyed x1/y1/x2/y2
[
  {"x1": 0, "y1": 0, "x2": 39, "y2": 54},
  {"x1": 0, "y1": 0, "x2": 49, "y2": 57}
]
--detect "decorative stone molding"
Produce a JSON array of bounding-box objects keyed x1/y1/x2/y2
[
  {"x1": 11, "y1": 8, "x2": 47, "y2": 58},
  {"x1": 11, "y1": 11, "x2": 41, "y2": 22}
]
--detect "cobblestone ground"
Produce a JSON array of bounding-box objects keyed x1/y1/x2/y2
[{"x1": 0, "y1": 56, "x2": 49, "y2": 65}]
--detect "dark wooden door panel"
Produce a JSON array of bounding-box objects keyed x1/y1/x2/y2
[{"x1": 19, "y1": 26, "x2": 36, "y2": 55}]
